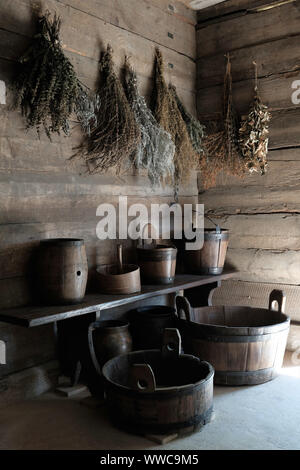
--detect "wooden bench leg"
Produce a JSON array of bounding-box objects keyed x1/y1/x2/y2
[{"x1": 54, "y1": 311, "x2": 103, "y2": 393}]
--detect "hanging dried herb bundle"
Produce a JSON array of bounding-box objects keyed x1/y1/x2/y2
[
  {"x1": 170, "y1": 84, "x2": 206, "y2": 157},
  {"x1": 223, "y1": 53, "x2": 244, "y2": 169},
  {"x1": 199, "y1": 54, "x2": 244, "y2": 189},
  {"x1": 152, "y1": 48, "x2": 198, "y2": 196},
  {"x1": 14, "y1": 12, "x2": 83, "y2": 138},
  {"x1": 200, "y1": 130, "x2": 227, "y2": 189},
  {"x1": 124, "y1": 59, "x2": 175, "y2": 185},
  {"x1": 239, "y1": 62, "x2": 271, "y2": 175},
  {"x1": 77, "y1": 45, "x2": 140, "y2": 174}
]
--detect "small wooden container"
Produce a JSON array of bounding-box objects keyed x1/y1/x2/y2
[
  {"x1": 96, "y1": 245, "x2": 141, "y2": 295},
  {"x1": 185, "y1": 228, "x2": 229, "y2": 275},
  {"x1": 137, "y1": 224, "x2": 177, "y2": 284}
]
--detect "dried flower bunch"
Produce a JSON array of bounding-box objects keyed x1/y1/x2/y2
[
  {"x1": 200, "y1": 54, "x2": 244, "y2": 189},
  {"x1": 152, "y1": 48, "x2": 198, "y2": 196},
  {"x1": 239, "y1": 62, "x2": 271, "y2": 175},
  {"x1": 170, "y1": 84, "x2": 206, "y2": 157},
  {"x1": 124, "y1": 58, "x2": 175, "y2": 185},
  {"x1": 14, "y1": 12, "x2": 83, "y2": 139},
  {"x1": 77, "y1": 45, "x2": 141, "y2": 174}
]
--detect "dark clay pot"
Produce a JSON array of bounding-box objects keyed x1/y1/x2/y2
[
  {"x1": 128, "y1": 305, "x2": 177, "y2": 350},
  {"x1": 88, "y1": 320, "x2": 132, "y2": 374}
]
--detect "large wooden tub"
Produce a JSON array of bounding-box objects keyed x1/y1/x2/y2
[
  {"x1": 176, "y1": 290, "x2": 290, "y2": 386},
  {"x1": 102, "y1": 329, "x2": 214, "y2": 435}
]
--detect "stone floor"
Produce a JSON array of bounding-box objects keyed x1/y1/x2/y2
[{"x1": 1, "y1": 353, "x2": 300, "y2": 450}]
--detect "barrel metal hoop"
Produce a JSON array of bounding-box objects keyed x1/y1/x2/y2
[
  {"x1": 138, "y1": 252, "x2": 177, "y2": 261},
  {"x1": 109, "y1": 405, "x2": 214, "y2": 435},
  {"x1": 198, "y1": 267, "x2": 224, "y2": 275},
  {"x1": 204, "y1": 232, "x2": 229, "y2": 241},
  {"x1": 215, "y1": 368, "x2": 277, "y2": 385},
  {"x1": 192, "y1": 331, "x2": 287, "y2": 343}
]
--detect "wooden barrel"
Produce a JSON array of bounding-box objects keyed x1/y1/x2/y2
[
  {"x1": 185, "y1": 229, "x2": 229, "y2": 275},
  {"x1": 176, "y1": 290, "x2": 290, "y2": 385},
  {"x1": 128, "y1": 305, "x2": 177, "y2": 350},
  {"x1": 137, "y1": 244, "x2": 177, "y2": 284},
  {"x1": 37, "y1": 238, "x2": 88, "y2": 305},
  {"x1": 102, "y1": 329, "x2": 214, "y2": 435}
]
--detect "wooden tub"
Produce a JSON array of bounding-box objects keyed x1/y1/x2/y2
[
  {"x1": 102, "y1": 329, "x2": 214, "y2": 435},
  {"x1": 176, "y1": 290, "x2": 290, "y2": 385}
]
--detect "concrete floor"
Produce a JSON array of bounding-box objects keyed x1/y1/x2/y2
[{"x1": 1, "y1": 356, "x2": 300, "y2": 450}]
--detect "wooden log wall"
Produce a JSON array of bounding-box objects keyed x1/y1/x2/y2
[
  {"x1": 0, "y1": 0, "x2": 197, "y2": 386},
  {"x1": 197, "y1": 0, "x2": 300, "y2": 292}
]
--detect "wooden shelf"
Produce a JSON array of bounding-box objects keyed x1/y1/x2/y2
[{"x1": 0, "y1": 271, "x2": 237, "y2": 328}]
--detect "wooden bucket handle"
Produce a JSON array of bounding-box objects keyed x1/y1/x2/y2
[
  {"x1": 268, "y1": 289, "x2": 286, "y2": 314},
  {"x1": 117, "y1": 244, "x2": 123, "y2": 274},
  {"x1": 176, "y1": 295, "x2": 193, "y2": 322},
  {"x1": 140, "y1": 222, "x2": 157, "y2": 247},
  {"x1": 87, "y1": 321, "x2": 102, "y2": 376},
  {"x1": 130, "y1": 363, "x2": 156, "y2": 392},
  {"x1": 161, "y1": 328, "x2": 182, "y2": 358},
  {"x1": 0, "y1": 340, "x2": 5, "y2": 365}
]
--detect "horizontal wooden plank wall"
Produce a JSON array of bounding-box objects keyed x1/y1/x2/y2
[
  {"x1": 197, "y1": 0, "x2": 300, "y2": 328},
  {"x1": 0, "y1": 0, "x2": 197, "y2": 382}
]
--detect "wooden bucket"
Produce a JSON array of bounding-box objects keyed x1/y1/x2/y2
[
  {"x1": 37, "y1": 238, "x2": 88, "y2": 305},
  {"x1": 185, "y1": 228, "x2": 229, "y2": 275},
  {"x1": 137, "y1": 224, "x2": 177, "y2": 284},
  {"x1": 128, "y1": 305, "x2": 177, "y2": 350},
  {"x1": 176, "y1": 290, "x2": 290, "y2": 385},
  {"x1": 96, "y1": 245, "x2": 141, "y2": 294},
  {"x1": 102, "y1": 329, "x2": 214, "y2": 435}
]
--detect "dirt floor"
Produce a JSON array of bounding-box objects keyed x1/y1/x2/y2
[{"x1": 0, "y1": 352, "x2": 299, "y2": 450}]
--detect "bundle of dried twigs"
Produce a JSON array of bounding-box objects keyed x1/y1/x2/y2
[
  {"x1": 170, "y1": 84, "x2": 206, "y2": 157},
  {"x1": 77, "y1": 45, "x2": 141, "y2": 174},
  {"x1": 152, "y1": 48, "x2": 198, "y2": 197},
  {"x1": 14, "y1": 12, "x2": 86, "y2": 139},
  {"x1": 124, "y1": 58, "x2": 175, "y2": 185},
  {"x1": 200, "y1": 54, "x2": 244, "y2": 189}
]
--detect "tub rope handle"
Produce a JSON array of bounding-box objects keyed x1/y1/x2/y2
[
  {"x1": 176, "y1": 295, "x2": 193, "y2": 322},
  {"x1": 268, "y1": 289, "x2": 286, "y2": 314},
  {"x1": 130, "y1": 363, "x2": 156, "y2": 392},
  {"x1": 162, "y1": 328, "x2": 182, "y2": 358}
]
